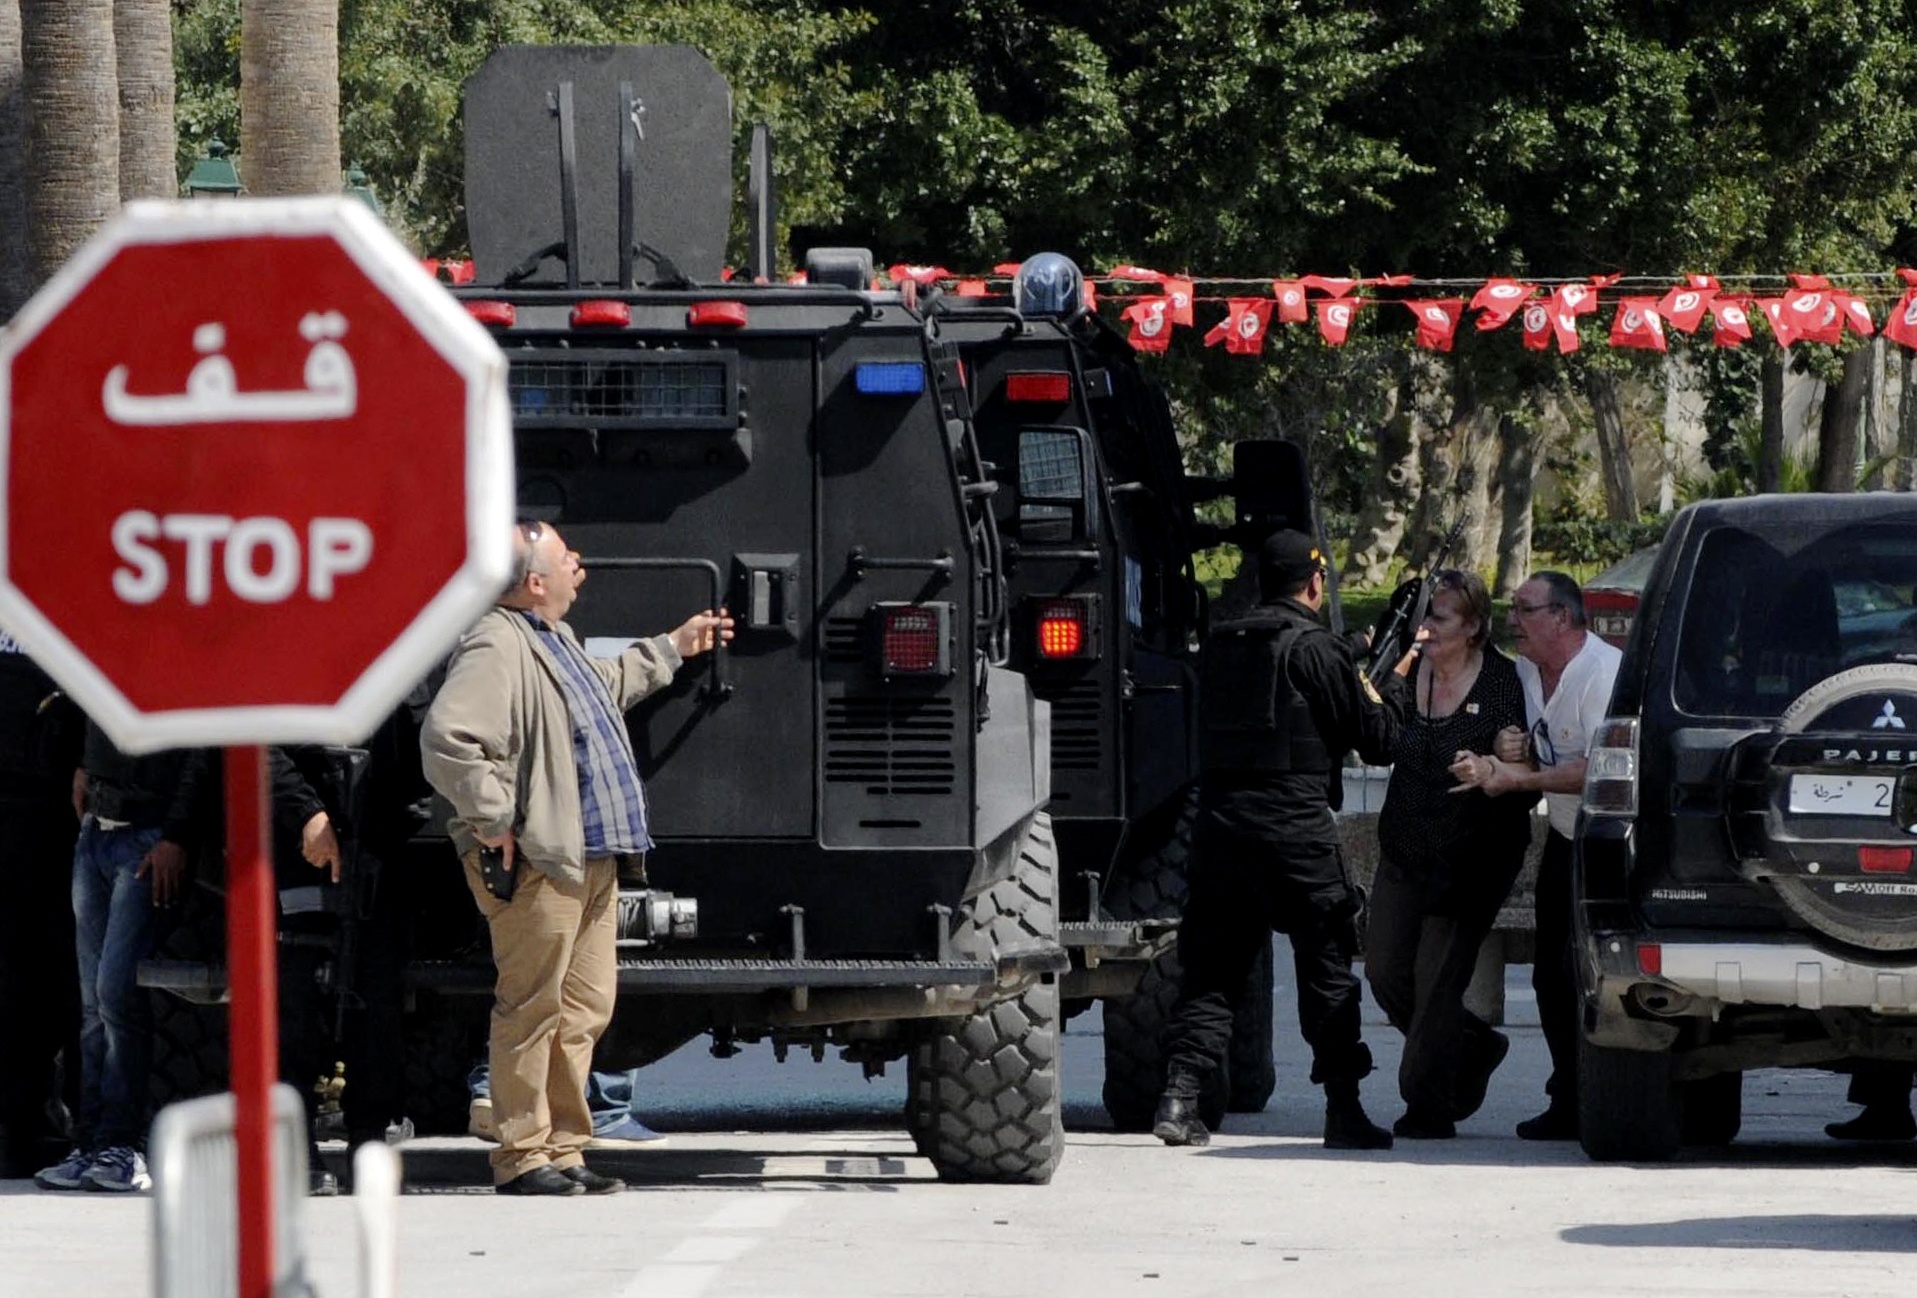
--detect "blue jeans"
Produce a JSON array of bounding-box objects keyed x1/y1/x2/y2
[
  {"x1": 72, "y1": 819, "x2": 165, "y2": 1150},
  {"x1": 468, "y1": 1061, "x2": 640, "y2": 1133}
]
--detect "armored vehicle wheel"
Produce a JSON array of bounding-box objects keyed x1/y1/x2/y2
[
  {"x1": 1577, "y1": 1036, "x2": 1681, "y2": 1162},
  {"x1": 914, "y1": 813, "x2": 1064, "y2": 1184},
  {"x1": 150, "y1": 993, "x2": 229, "y2": 1107},
  {"x1": 1679, "y1": 1071, "x2": 1743, "y2": 1147},
  {"x1": 403, "y1": 997, "x2": 488, "y2": 1136}
]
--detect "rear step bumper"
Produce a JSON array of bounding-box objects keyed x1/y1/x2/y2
[{"x1": 1624, "y1": 939, "x2": 1917, "y2": 1011}]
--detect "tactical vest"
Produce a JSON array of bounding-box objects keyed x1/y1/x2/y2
[{"x1": 1199, "y1": 607, "x2": 1332, "y2": 774}]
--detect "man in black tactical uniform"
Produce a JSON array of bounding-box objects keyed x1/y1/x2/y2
[{"x1": 1154, "y1": 530, "x2": 1418, "y2": 1149}]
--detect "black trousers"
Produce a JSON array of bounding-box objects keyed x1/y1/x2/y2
[
  {"x1": 1163, "y1": 821, "x2": 1370, "y2": 1092},
  {"x1": 1533, "y1": 829, "x2": 1579, "y2": 1110},
  {"x1": 0, "y1": 796, "x2": 80, "y2": 1168},
  {"x1": 1364, "y1": 855, "x2": 1502, "y2": 1118}
]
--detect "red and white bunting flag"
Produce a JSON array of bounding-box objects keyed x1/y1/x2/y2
[
  {"x1": 1657, "y1": 284, "x2": 1716, "y2": 333},
  {"x1": 955, "y1": 279, "x2": 988, "y2": 297},
  {"x1": 1316, "y1": 298, "x2": 1358, "y2": 347},
  {"x1": 1784, "y1": 290, "x2": 1844, "y2": 344},
  {"x1": 1756, "y1": 298, "x2": 1800, "y2": 348},
  {"x1": 1609, "y1": 297, "x2": 1667, "y2": 351},
  {"x1": 1271, "y1": 279, "x2": 1309, "y2": 323},
  {"x1": 1122, "y1": 297, "x2": 1175, "y2": 352},
  {"x1": 1788, "y1": 272, "x2": 1832, "y2": 291},
  {"x1": 1885, "y1": 290, "x2": 1917, "y2": 351},
  {"x1": 1552, "y1": 307, "x2": 1583, "y2": 354},
  {"x1": 1302, "y1": 274, "x2": 1359, "y2": 298},
  {"x1": 1367, "y1": 273, "x2": 1414, "y2": 287},
  {"x1": 1204, "y1": 298, "x2": 1276, "y2": 354},
  {"x1": 888, "y1": 264, "x2": 950, "y2": 287},
  {"x1": 1835, "y1": 291, "x2": 1876, "y2": 337},
  {"x1": 1165, "y1": 277, "x2": 1195, "y2": 326},
  {"x1": 1709, "y1": 297, "x2": 1753, "y2": 348},
  {"x1": 1521, "y1": 302, "x2": 1552, "y2": 351},
  {"x1": 1469, "y1": 278, "x2": 1537, "y2": 330},
  {"x1": 1083, "y1": 281, "x2": 1098, "y2": 312},
  {"x1": 992, "y1": 262, "x2": 1022, "y2": 276},
  {"x1": 1551, "y1": 282, "x2": 1600, "y2": 317},
  {"x1": 1107, "y1": 265, "x2": 1166, "y2": 282},
  {"x1": 786, "y1": 271, "x2": 808, "y2": 285},
  {"x1": 1405, "y1": 298, "x2": 1464, "y2": 351},
  {"x1": 1900, "y1": 268, "x2": 1917, "y2": 287},
  {"x1": 1682, "y1": 274, "x2": 1722, "y2": 291}
]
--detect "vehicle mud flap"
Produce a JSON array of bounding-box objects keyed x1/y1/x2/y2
[
  {"x1": 910, "y1": 812, "x2": 1064, "y2": 1184},
  {"x1": 149, "y1": 885, "x2": 229, "y2": 1107},
  {"x1": 1577, "y1": 1034, "x2": 1681, "y2": 1163},
  {"x1": 1679, "y1": 1070, "x2": 1742, "y2": 1147}
]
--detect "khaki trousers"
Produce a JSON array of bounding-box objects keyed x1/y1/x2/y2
[{"x1": 463, "y1": 852, "x2": 617, "y2": 1183}]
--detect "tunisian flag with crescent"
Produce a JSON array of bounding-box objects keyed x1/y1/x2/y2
[
  {"x1": 1404, "y1": 299, "x2": 1464, "y2": 352},
  {"x1": 1609, "y1": 298, "x2": 1667, "y2": 351},
  {"x1": 1884, "y1": 290, "x2": 1917, "y2": 351},
  {"x1": 1270, "y1": 279, "x2": 1309, "y2": 323},
  {"x1": 1204, "y1": 298, "x2": 1276, "y2": 354},
  {"x1": 1315, "y1": 299, "x2": 1358, "y2": 346},
  {"x1": 1709, "y1": 297, "x2": 1754, "y2": 348},
  {"x1": 1122, "y1": 297, "x2": 1175, "y2": 353}
]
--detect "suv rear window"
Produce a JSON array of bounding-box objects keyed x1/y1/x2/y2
[{"x1": 1674, "y1": 519, "x2": 1917, "y2": 717}]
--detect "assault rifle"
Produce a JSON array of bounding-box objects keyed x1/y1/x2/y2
[{"x1": 1364, "y1": 516, "x2": 1466, "y2": 679}]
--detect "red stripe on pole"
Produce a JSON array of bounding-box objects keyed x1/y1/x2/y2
[{"x1": 226, "y1": 745, "x2": 276, "y2": 1297}]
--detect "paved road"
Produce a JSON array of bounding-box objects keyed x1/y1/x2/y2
[{"x1": 4, "y1": 952, "x2": 1915, "y2": 1298}]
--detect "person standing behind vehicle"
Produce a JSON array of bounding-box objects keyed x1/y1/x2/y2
[
  {"x1": 1365, "y1": 570, "x2": 1536, "y2": 1139},
  {"x1": 36, "y1": 723, "x2": 215, "y2": 1193},
  {"x1": 422, "y1": 519, "x2": 730, "y2": 1196},
  {"x1": 1453, "y1": 570, "x2": 1621, "y2": 1141},
  {"x1": 1154, "y1": 530, "x2": 1418, "y2": 1150}
]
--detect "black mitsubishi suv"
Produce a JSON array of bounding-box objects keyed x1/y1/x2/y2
[{"x1": 1576, "y1": 492, "x2": 1917, "y2": 1161}]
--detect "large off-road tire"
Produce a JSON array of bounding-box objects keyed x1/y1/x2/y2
[
  {"x1": 1679, "y1": 1070, "x2": 1743, "y2": 1147},
  {"x1": 402, "y1": 997, "x2": 488, "y2": 1136},
  {"x1": 1098, "y1": 787, "x2": 1271, "y2": 1129},
  {"x1": 1577, "y1": 1035, "x2": 1682, "y2": 1162},
  {"x1": 148, "y1": 883, "x2": 229, "y2": 1107},
  {"x1": 913, "y1": 812, "x2": 1063, "y2": 1184}
]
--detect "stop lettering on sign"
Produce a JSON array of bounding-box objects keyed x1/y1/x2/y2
[{"x1": 111, "y1": 511, "x2": 373, "y2": 605}]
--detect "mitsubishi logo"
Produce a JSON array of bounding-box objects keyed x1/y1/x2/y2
[{"x1": 1874, "y1": 700, "x2": 1907, "y2": 730}]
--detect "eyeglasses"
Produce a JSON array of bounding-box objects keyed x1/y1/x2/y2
[
  {"x1": 1511, "y1": 599, "x2": 1559, "y2": 617},
  {"x1": 1530, "y1": 716, "x2": 1557, "y2": 767},
  {"x1": 516, "y1": 519, "x2": 545, "y2": 545}
]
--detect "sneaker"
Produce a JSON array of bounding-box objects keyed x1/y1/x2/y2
[
  {"x1": 588, "y1": 1116, "x2": 668, "y2": 1147},
  {"x1": 34, "y1": 1148, "x2": 94, "y2": 1191},
  {"x1": 467, "y1": 1097, "x2": 496, "y2": 1142},
  {"x1": 81, "y1": 1146, "x2": 151, "y2": 1193}
]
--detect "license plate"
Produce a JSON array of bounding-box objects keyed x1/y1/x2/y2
[{"x1": 1787, "y1": 774, "x2": 1896, "y2": 816}]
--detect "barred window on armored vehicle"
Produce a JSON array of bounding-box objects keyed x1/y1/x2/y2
[
  {"x1": 1019, "y1": 428, "x2": 1089, "y2": 542},
  {"x1": 1674, "y1": 521, "x2": 1917, "y2": 718}
]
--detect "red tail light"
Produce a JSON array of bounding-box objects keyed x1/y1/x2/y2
[
  {"x1": 1637, "y1": 943, "x2": 1662, "y2": 976},
  {"x1": 1859, "y1": 846, "x2": 1913, "y2": 873},
  {"x1": 463, "y1": 300, "x2": 516, "y2": 327},
  {"x1": 1005, "y1": 371, "x2": 1071, "y2": 403},
  {"x1": 877, "y1": 603, "x2": 951, "y2": 677},
  {"x1": 688, "y1": 300, "x2": 749, "y2": 328},
  {"x1": 1032, "y1": 596, "x2": 1098, "y2": 660},
  {"x1": 571, "y1": 300, "x2": 631, "y2": 327}
]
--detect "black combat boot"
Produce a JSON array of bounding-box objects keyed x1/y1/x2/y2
[
  {"x1": 1152, "y1": 1069, "x2": 1212, "y2": 1147},
  {"x1": 1825, "y1": 1102, "x2": 1917, "y2": 1142},
  {"x1": 1322, "y1": 1082, "x2": 1393, "y2": 1151}
]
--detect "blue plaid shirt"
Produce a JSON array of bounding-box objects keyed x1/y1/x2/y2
[{"x1": 520, "y1": 613, "x2": 652, "y2": 855}]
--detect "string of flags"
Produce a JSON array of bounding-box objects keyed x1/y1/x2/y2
[{"x1": 877, "y1": 262, "x2": 1917, "y2": 358}]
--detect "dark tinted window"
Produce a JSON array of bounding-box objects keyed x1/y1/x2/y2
[{"x1": 1674, "y1": 519, "x2": 1917, "y2": 717}]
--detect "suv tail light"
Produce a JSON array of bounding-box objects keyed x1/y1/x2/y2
[
  {"x1": 1005, "y1": 371, "x2": 1071, "y2": 403},
  {"x1": 463, "y1": 300, "x2": 516, "y2": 327},
  {"x1": 875, "y1": 602, "x2": 953, "y2": 678},
  {"x1": 571, "y1": 300, "x2": 631, "y2": 327},
  {"x1": 1584, "y1": 717, "x2": 1639, "y2": 818},
  {"x1": 1859, "y1": 846, "x2": 1913, "y2": 873},
  {"x1": 1032, "y1": 596, "x2": 1098, "y2": 660}
]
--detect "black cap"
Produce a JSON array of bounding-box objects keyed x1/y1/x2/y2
[{"x1": 1258, "y1": 529, "x2": 1326, "y2": 598}]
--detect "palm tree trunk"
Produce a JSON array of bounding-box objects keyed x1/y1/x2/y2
[
  {"x1": 1494, "y1": 413, "x2": 1540, "y2": 597},
  {"x1": 1815, "y1": 347, "x2": 1871, "y2": 493},
  {"x1": 114, "y1": 0, "x2": 174, "y2": 199},
  {"x1": 20, "y1": 0, "x2": 119, "y2": 285},
  {"x1": 0, "y1": 0, "x2": 29, "y2": 317},
  {"x1": 240, "y1": 0, "x2": 339, "y2": 195},
  {"x1": 1582, "y1": 368, "x2": 1639, "y2": 521},
  {"x1": 1759, "y1": 355, "x2": 1786, "y2": 493},
  {"x1": 1345, "y1": 354, "x2": 1428, "y2": 586}
]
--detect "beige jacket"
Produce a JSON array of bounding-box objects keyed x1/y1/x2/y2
[{"x1": 421, "y1": 606, "x2": 682, "y2": 884}]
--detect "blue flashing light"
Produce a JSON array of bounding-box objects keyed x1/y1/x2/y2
[{"x1": 855, "y1": 361, "x2": 926, "y2": 396}]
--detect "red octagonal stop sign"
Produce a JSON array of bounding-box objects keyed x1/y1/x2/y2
[{"x1": 0, "y1": 198, "x2": 512, "y2": 752}]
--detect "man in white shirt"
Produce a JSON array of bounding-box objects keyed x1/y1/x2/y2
[{"x1": 1449, "y1": 571, "x2": 1621, "y2": 1140}]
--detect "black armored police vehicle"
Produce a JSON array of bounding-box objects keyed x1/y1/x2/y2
[
  {"x1": 1573, "y1": 492, "x2": 1917, "y2": 1161},
  {"x1": 142, "y1": 44, "x2": 1307, "y2": 1178}
]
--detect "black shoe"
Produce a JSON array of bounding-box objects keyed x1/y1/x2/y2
[
  {"x1": 1516, "y1": 1105, "x2": 1579, "y2": 1141},
  {"x1": 1324, "y1": 1097, "x2": 1393, "y2": 1150},
  {"x1": 496, "y1": 1165, "x2": 586, "y2": 1196},
  {"x1": 1452, "y1": 1030, "x2": 1511, "y2": 1122},
  {"x1": 561, "y1": 1164, "x2": 625, "y2": 1194},
  {"x1": 1825, "y1": 1106, "x2": 1917, "y2": 1142},
  {"x1": 1392, "y1": 1108, "x2": 1457, "y2": 1139},
  {"x1": 1151, "y1": 1092, "x2": 1211, "y2": 1147},
  {"x1": 308, "y1": 1168, "x2": 339, "y2": 1197}
]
